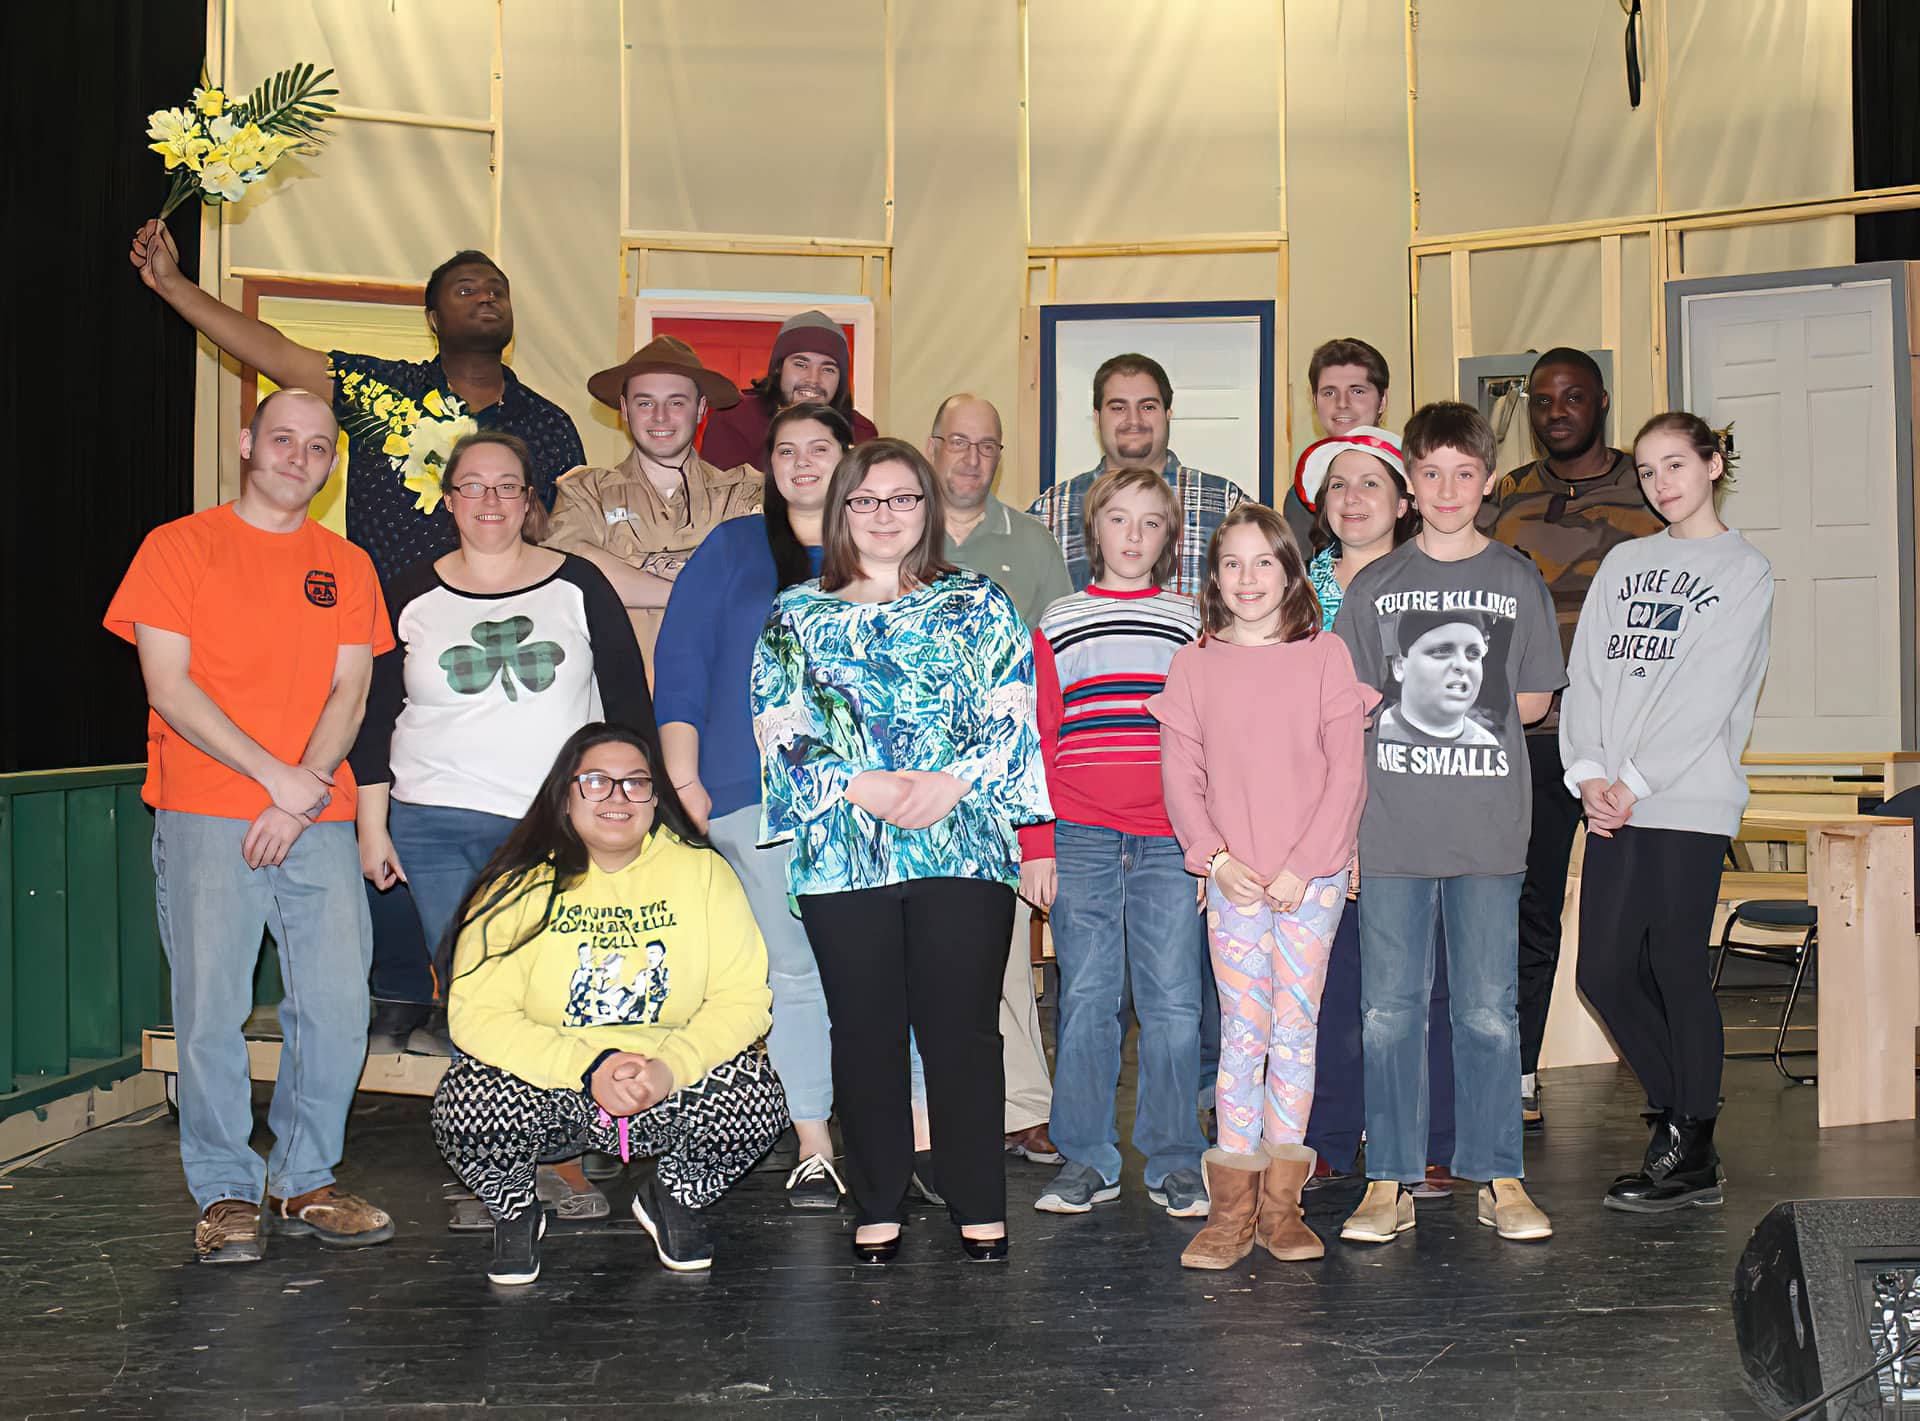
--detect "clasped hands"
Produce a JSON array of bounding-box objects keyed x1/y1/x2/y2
[
  {"x1": 846, "y1": 768, "x2": 968, "y2": 830},
  {"x1": 590, "y1": 1051, "x2": 676, "y2": 1117},
  {"x1": 1209, "y1": 855, "x2": 1311, "y2": 914},
  {"x1": 243, "y1": 761, "x2": 335, "y2": 870},
  {"x1": 1577, "y1": 778, "x2": 1639, "y2": 838}
]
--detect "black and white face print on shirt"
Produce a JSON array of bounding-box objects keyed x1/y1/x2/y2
[{"x1": 1373, "y1": 587, "x2": 1518, "y2": 778}]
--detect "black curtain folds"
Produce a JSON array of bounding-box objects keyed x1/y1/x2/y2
[
  {"x1": 1, "y1": 1, "x2": 207, "y2": 771},
  {"x1": 1854, "y1": 0, "x2": 1920, "y2": 262}
]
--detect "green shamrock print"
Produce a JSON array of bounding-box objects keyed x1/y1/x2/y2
[{"x1": 439, "y1": 617, "x2": 566, "y2": 701}]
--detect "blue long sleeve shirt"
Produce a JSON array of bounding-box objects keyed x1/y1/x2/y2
[{"x1": 654, "y1": 516, "x2": 819, "y2": 819}]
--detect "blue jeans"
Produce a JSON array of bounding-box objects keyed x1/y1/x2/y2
[
  {"x1": 387, "y1": 800, "x2": 519, "y2": 991},
  {"x1": 1049, "y1": 825, "x2": 1206, "y2": 1187},
  {"x1": 153, "y1": 811, "x2": 372, "y2": 1209},
  {"x1": 1304, "y1": 899, "x2": 1456, "y2": 1172},
  {"x1": 1358, "y1": 873, "x2": 1524, "y2": 1183},
  {"x1": 710, "y1": 804, "x2": 834, "y2": 1123}
]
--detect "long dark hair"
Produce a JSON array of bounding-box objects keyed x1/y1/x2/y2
[
  {"x1": 1200, "y1": 503, "x2": 1322, "y2": 642},
  {"x1": 447, "y1": 723, "x2": 709, "y2": 980},
  {"x1": 750, "y1": 347, "x2": 856, "y2": 421},
  {"x1": 818, "y1": 438, "x2": 956, "y2": 594},
  {"x1": 764, "y1": 401, "x2": 852, "y2": 591}
]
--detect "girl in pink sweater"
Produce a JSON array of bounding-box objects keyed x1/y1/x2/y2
[{"x1": 1147, "y1": 504, "x2": 1376, "y2": 1271}]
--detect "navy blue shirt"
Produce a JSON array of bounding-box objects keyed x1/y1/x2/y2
[
  {"x1": 328, "y1": 352, "x2": 586, "y2": 584},
  {"x1": 654, "y1": 515, "x2": 822, "y2": 818}
]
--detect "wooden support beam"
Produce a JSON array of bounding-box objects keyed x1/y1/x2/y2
[{"x1": 1808, "y1": 820, "x2": 1918, "y2": 1128}]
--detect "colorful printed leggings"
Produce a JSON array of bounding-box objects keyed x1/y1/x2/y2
[{"x1": 1206, "y1": 873, "x2": 1349, "y2": 1155}]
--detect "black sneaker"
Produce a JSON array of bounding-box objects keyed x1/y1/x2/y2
[
  {"x1": 631, "y1": 1170, "x2": 713, "y2": 1272},
  {"x1": 785, "y1": 1153, "x2": 846, "y2": 1210},
  {"x1": 489, "y1": 1209, "x2": 545, "y2": 1286},
  {"x1": 1522, "y1": 1084, "x2": 1544, "y2": 1133},
  {"x1": 581, "y1": 1151, "x2": 625, "y2": 1182}
]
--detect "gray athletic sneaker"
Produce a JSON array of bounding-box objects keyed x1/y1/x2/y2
[
  {"x1": 1033, "y1": 1160, "x2": 1120, "y2": 1214},
  {"x1": 1148, "y1": 1166, "x2": 1212, "y2": 1218}
]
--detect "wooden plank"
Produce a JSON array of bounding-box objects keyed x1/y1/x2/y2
[
  {"x1": 142, "y1": 1029, "x2": 449, "y2": 1098},
  {"x1": 64, "y1": 789, "x2": 120, "y2": 1059},
  {"x1": 115, "y1": 787, "x2": 166, "y2": 1049},
  {"x1": 1809, "y1": 822, "x2": 1919, "y2": 1127},
  {"x1": 1745, "y1": 777, "x2": 1875, "y2": 795},
  {"x1": 1718, "y1": 871, "x2": 1809, "y2": 901},
  {"x1": 12, "y1": 793, "x2": 69, "y2": 1077}
]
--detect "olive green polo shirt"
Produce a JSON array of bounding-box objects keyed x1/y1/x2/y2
[{"x1": 943, "y1": 495, "x2": 1074, "y2": 629}]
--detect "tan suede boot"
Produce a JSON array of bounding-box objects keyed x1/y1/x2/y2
[
  {"x1": 1179, "y1": 1149, "x2": 1264, "y2": 1271},
  {"x1": 1253, "y1": 1143, "x2": 1324, "y2": 1261}
]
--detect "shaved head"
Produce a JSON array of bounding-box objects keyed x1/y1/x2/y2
[{"x1": 249, "y1": 387, "x2": 338, "y2": 441}]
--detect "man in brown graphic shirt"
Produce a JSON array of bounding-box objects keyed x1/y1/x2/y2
[{"x1": 1478, "y1": 348, "x2": 1662, "y2": 1131}]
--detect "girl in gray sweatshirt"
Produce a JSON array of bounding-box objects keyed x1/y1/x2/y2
[{"x1": 1558, "y1": 411, "x2": 1772, "y2": 1217}]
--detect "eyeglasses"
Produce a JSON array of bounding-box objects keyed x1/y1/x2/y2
[
  {"x1": 571, "y1": 772, "x2": 656, "y2": 803},
  {"x1": 450, "y1": 481, "x2": 528, "y2": 502},
  {"x1": 938, "y1": 433, "x2": 1002, "y2": 462},
  {"x1": 845, "y1": 493, "x2": 928, "y2": 514}
]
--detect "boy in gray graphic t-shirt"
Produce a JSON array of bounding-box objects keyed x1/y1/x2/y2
[{"x1": 1329, "y1": 401, "x2": 1565, "y2": 1251}]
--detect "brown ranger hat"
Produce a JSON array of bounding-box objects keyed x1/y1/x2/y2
[{"x1": 587, "y1": 335, "x2": 741, "y2": 410}]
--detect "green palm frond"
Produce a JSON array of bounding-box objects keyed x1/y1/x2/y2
[{"x1": 233, "y1": 62, "x2": 338, "y2": 149}]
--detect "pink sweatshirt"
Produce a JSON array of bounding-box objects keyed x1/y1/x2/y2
[{"x1": 1145, "y1": 632, "x2": 1378, "y2": 881}]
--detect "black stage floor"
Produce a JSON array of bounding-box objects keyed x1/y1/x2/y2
[{"x1": 4, "y1": 1015, "x2": 1917, "y2": 1419}]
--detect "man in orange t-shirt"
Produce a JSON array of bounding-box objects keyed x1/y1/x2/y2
[{"x1": 105, "y1": 389, "x2": 397, "y2": 1265}]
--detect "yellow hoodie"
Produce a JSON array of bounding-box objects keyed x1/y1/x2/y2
[{"x1": 447, "y1": 829, "x2": 771, "y2": 1095}]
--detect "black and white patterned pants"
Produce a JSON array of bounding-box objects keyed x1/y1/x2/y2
[{"x1": 431, "y1": 1048, "x2": 790, "y2": 1221}]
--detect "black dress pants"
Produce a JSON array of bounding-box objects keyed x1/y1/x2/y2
[
  {"x1": 1574, "y1": 826, "x2": 1728, "y2": 1121},
  {"x1": 1517, "y1": 732, "x2": 1586, "y2": 1074},
  {"x1": 800, "y1": 877, "x2": 1015, "y2": 1227}
]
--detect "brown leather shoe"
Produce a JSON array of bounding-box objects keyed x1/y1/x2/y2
[
  {"x1": 1004, "y1": 1123, "x2": 1063, "y2": 1164},
  {"x1": 194, "y1": 1199, "x2": 265, "y2": 1264},
  {"x1": 1253, "y1": 1144, "x2": 1324, "y2": 1261},
  {"x1": 265, "y1": 1185, "x2": 395, "y2": 1248},
  {"x1": 1180, "y1": 1149, "x2": 1264, "y2": 1270}
]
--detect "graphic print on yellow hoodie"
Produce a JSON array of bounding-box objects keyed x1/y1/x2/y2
[{"x1": 447, "y1": 829, "x2": 772, "y2": 1095}]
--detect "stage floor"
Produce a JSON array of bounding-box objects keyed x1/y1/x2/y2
[{"x1": 3, "y1": 1032, "x2": 1917, "y2": 1418}]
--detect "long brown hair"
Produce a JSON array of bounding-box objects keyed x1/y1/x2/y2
[
  {"x1": 1632, "y1": 410, "x2": 1738, "y2": 507},
  {"x1": 818, "y1": 438, "x2": 956, "y2": 593},
  {"x1": 1308, "y1": 448, "x2": 1418, "y2": 555},
  {"x1": 1200, "y1": 503, "x2": 1321, "y2": 642},
  {"x1": 1083, "y1": 466, "x2": 1181, "y2": 587}
]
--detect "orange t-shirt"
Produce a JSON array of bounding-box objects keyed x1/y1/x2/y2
[{"x1": 104, "y1": 504, "x2": 394, "y2": 821}]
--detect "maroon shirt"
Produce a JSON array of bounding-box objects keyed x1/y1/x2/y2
[{"x1": 698, "y1": 392, "x2": 879, "y2": 473}]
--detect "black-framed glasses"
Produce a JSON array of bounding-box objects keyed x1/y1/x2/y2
[
  {"x1": 845, "y1": 492, "x2": 928, "y2": 514},
  {"x1": 938, "y1": 433, "x2": 1002, "y2": 461},
  {"x1": 571, "y1": 772, "x2": 656, "y2": 803},
  {"x1": 450, "y1": 481, "x2": 528, "y2": 502}
]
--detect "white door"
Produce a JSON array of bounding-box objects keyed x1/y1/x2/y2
[
  {"x1": 1680, "y1": 278, "x2": 1904, "y2": 753},
  {"x1": 1051, "y1": 314, "x2": 1267, "y2": 500}
]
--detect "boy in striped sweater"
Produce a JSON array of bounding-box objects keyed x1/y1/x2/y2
[{"x1": 1021, "y1": 467, "x2": 1209, "y2": 1219}]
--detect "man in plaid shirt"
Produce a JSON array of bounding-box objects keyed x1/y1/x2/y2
[{"x1": 1027, "y1": 353, "x2": 1245, "y2": 596}]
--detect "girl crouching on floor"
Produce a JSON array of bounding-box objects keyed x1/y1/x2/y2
[
  {"x1": 429, "y1": 722, "x2": 789, "y2": 1285},
  {"x1": 1148, "y1": 505, "x2": 1375, "y2": 1269}
]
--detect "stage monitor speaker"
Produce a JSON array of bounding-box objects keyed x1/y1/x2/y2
[{"x1": 1733, "y1": 1198, "x2": 1920, "y2": 1419}]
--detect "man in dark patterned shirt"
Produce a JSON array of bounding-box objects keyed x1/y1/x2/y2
[
  {"x1": 131, "y1": 222, "x2": 587, "y2": 1057},
  {"x1": 1478, "y1": 347, "x2": 1662, "y2": 1131},
  {"x1": 130, "y1": 224, "x2": 585, "y2": 586}
]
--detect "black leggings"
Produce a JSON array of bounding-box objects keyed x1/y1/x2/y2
[
  {"x1": 1575, "y1": 826, "x2": 1728, "y2": 1121},
  {"x1": 800, "y1": 877, "x2": 1015, "y2": 1228}
]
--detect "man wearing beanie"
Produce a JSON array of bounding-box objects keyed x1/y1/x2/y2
[{"x1": 699, "y1": 311, "x2": 880, "y2": 472}]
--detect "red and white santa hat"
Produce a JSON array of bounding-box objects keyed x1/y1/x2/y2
[{"x1": 1292, "y1": 427, "x2": 1405, "y2": 512}]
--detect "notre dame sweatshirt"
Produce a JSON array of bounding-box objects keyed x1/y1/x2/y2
[{"x1": 1558, "y1": 527, "x2": 1773, "y2": 837}]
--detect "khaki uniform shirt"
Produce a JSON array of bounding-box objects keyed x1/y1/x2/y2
[{"x1": 545, "y1": 448, "x2": 762, "y2": 667}]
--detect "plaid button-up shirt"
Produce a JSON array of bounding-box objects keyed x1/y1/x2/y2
[{"x1": 1027, "y1": 451, "x2": 1246, "y2": 597}]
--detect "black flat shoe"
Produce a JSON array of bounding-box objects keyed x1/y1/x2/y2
[
  {"x1": 852, "y1": 1226, "x2": 902, "y2": 1266},
  {"x1": 959, "y1": 1233, "x2": 1009, "y2": 1263}
]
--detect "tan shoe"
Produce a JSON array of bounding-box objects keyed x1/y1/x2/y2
[
  {"x1": 1179, "y1": 1149, "x2": 1264, "y2": 1270},
  {"x1": 1477, "y1": 1177, "x2": 1552, "y2": 1241},
  {"x1": 1340, "y1": 1180, "x2": 1416, "y2": 1243},
  {"x1": 1252, "y1": 1144, "x2": 1324, "y2": 1261},
  {"x1": 265, "y1": 1185, "x2": 395, "y2": 1247},
  {"x1": 194, "y1": 1199, "x2": 264, "y2": 1264}
]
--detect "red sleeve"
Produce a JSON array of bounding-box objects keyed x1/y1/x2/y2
[
  {"x1": 336, "y1": 544, "x2": 395, "y2": 654},
  {"x1": 697, "y1": 405, "x2": 754, "y2": 472},
  {"x1": 103, "y1": 519, "x2": 203, "y2": 643},
  {"x1": 1017, "y1": 629, "x2": 1064, "y2": 860},
  {"x1": 1283, "y1": 636, "x2": 1380, "y2": 880},
  {"x1": 853, "y1": 411, "x2": 879, "y2": 444}
]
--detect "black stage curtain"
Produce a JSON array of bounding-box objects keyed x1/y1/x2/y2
[
  {"x1": 1854, "y1": 0, "x2": 1920, "y2": 262},
  {"x1": 1, "y1": 1, "x2": 206, "y2": 771}
]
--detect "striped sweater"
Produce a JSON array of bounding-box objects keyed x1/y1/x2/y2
[{"x1": 1019, "y1": 586, "x2": 1201, "y2": 858}]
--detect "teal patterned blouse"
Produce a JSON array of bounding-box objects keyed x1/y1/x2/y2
[
  {"x1": 750, "y1": 570, "x2": 1052, "y2": 897},
  {"x1": 1308, "y1": 545, "x2": 1345, "y2": 625}
]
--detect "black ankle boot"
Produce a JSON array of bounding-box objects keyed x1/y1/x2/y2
[
  {"x1": 1610, "y1": 1109, "x2": 1678, "y2": 1188},
  {"x1": 1605, "y1": 1117, "x2": 1722, "y2": 1213}
]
